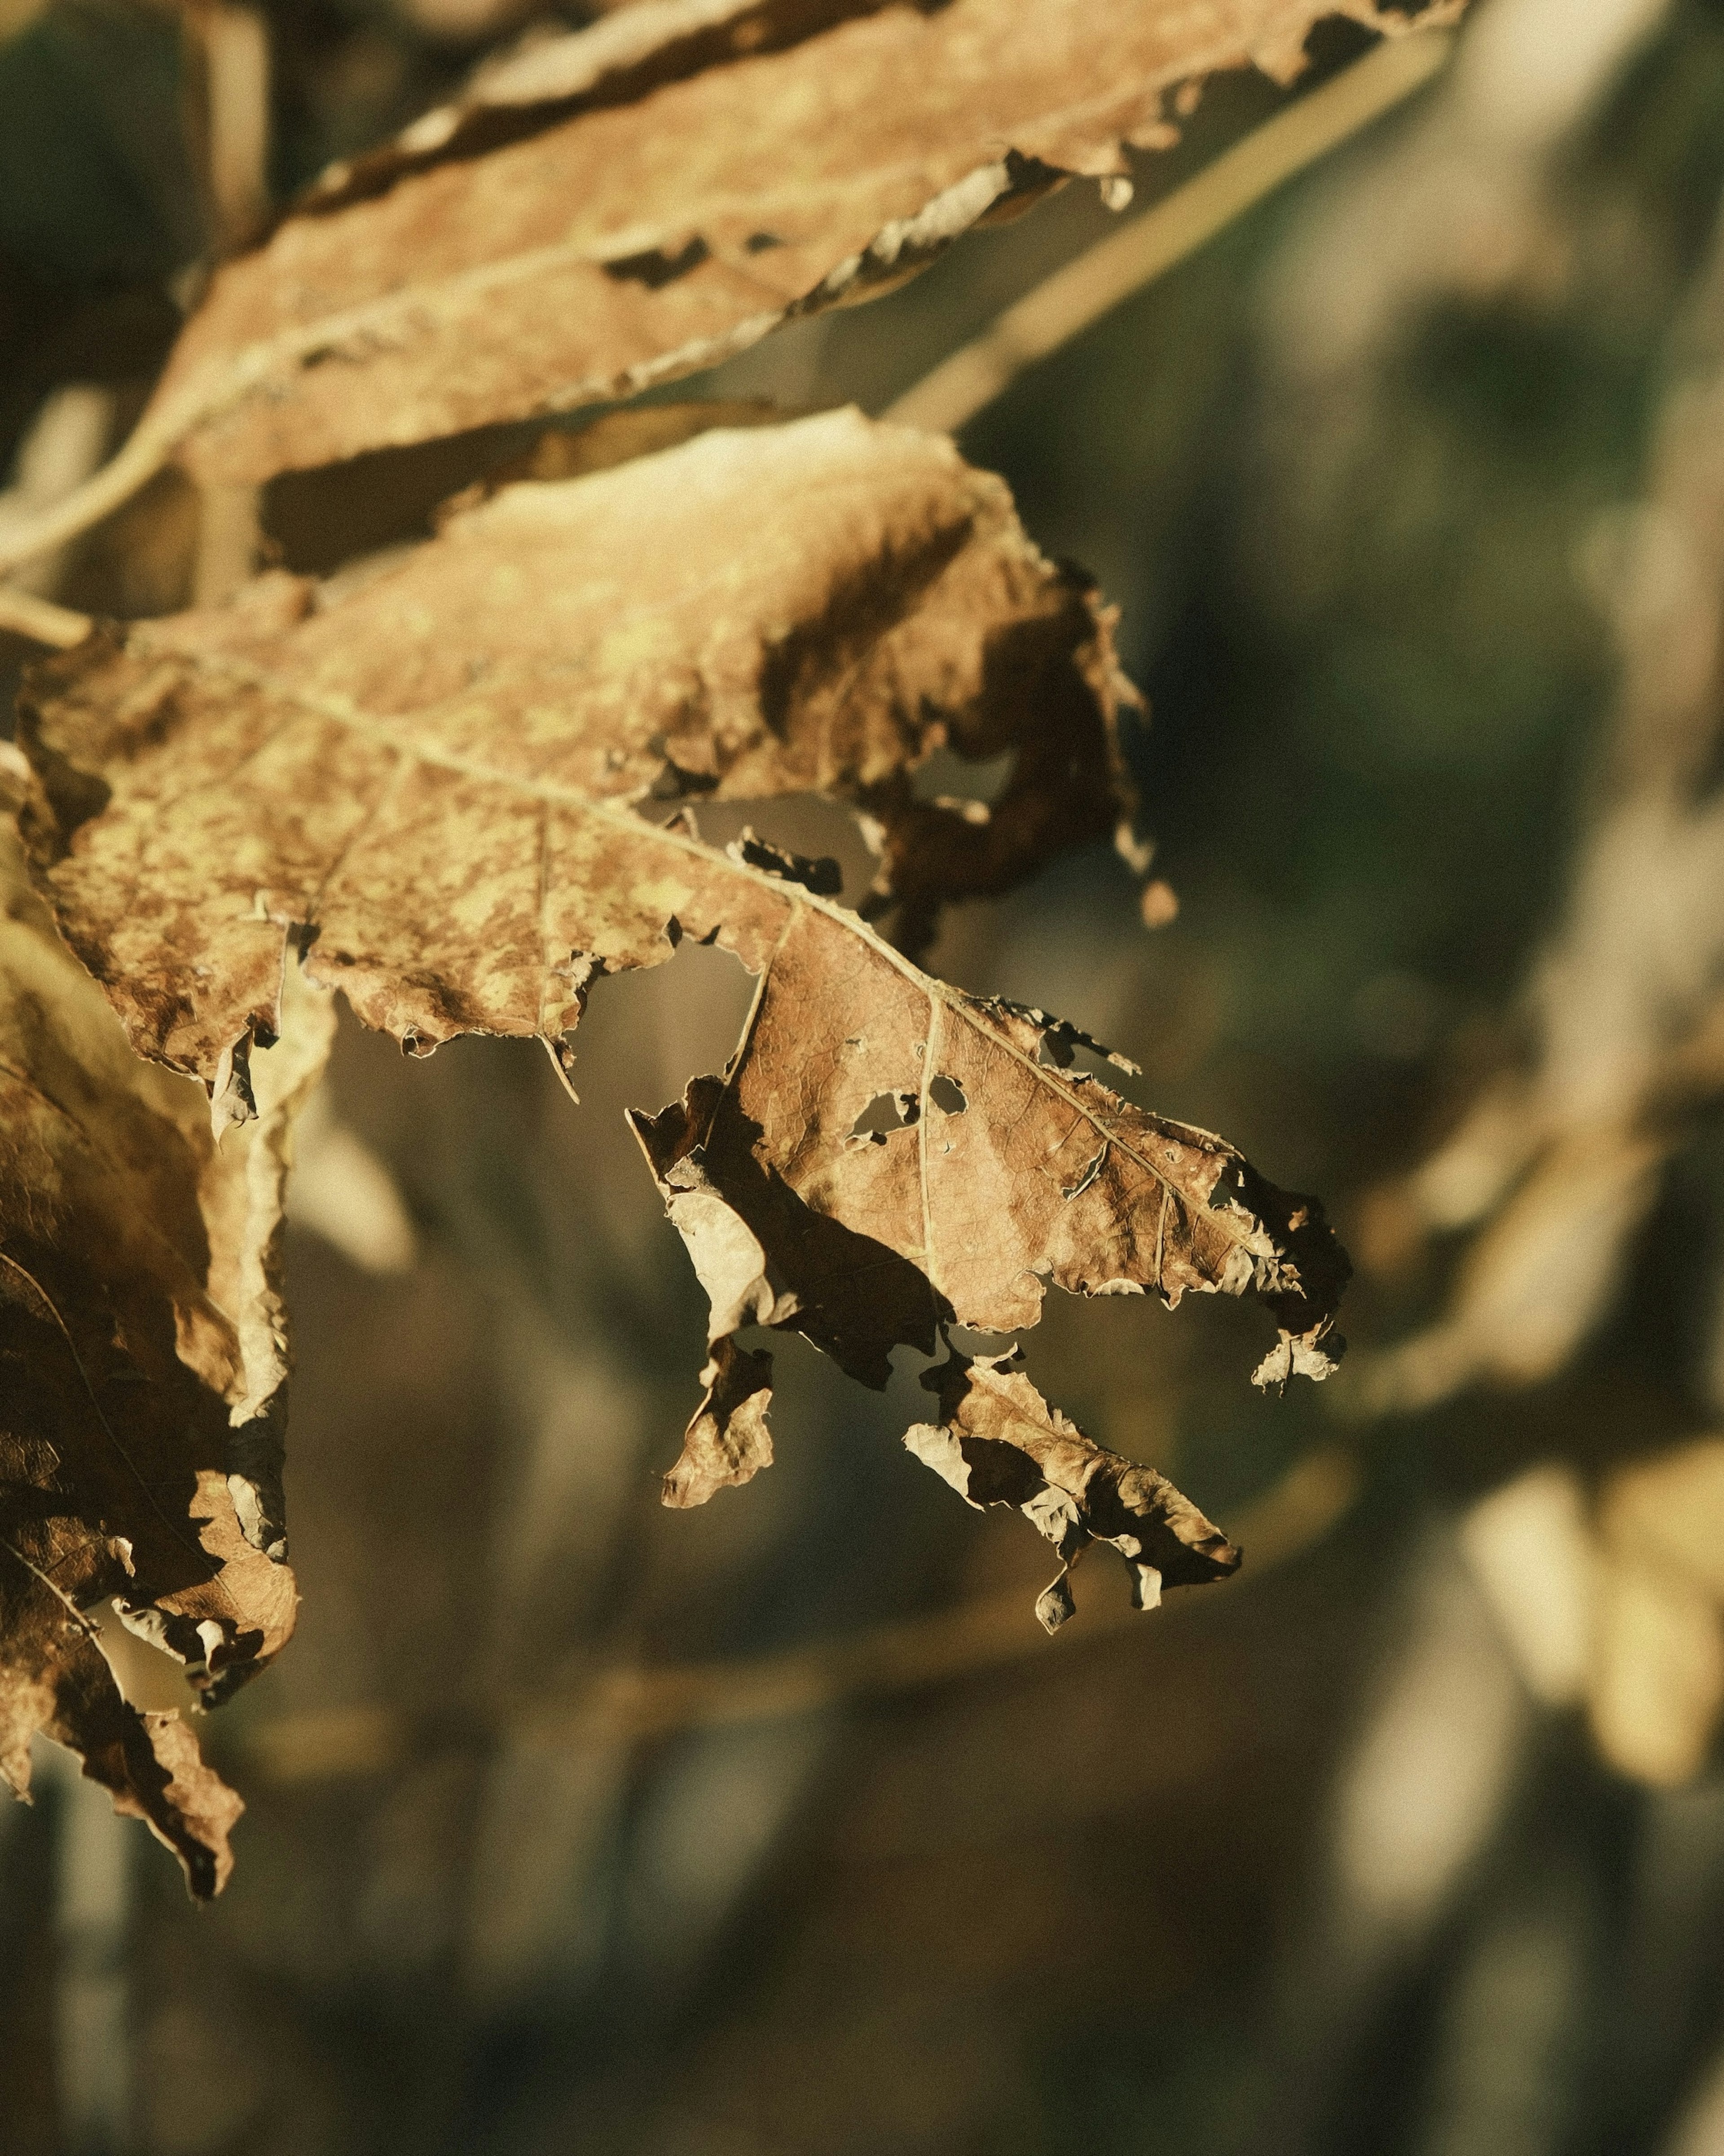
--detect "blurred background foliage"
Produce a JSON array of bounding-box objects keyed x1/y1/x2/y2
[{"x1": 4, "y1": 0, "x2": 1724, "y2": 2151}]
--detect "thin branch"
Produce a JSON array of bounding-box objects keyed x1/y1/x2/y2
[
  {"x1": 237, "y1": 1442, "x2": 1360, "y2": 1781},
  {"x1": 884, "y1": 28, "x2": 1455, "y2": 436},
  {"x1": 0, "y1": 587, "x2": 93, "y2": 648}
]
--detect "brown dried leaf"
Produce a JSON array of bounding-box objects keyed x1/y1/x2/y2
[
  {"x1": 630, "y1": 942, "x2": 1345, "y2": 1559},
  {"x1": 631, "y1": 966, "x2": 1347, "y2": 1398},
  {"x1": 151, "y1": 0, "x2": 1411, "y2": 483},
  {"x1": 18, "y1": 410, "x2": 1133, "y2": 1063},
  {"x1": 904, "y1": 1347, "x2": 1241, "y2": 1630},
  {"x1": 664, "y1": 1336, "x2": 775, "y2": 1508},
  {"x1": 0, "y1": 809, "x2": 331, "y2": 1896},
  {"x1": 17, "y1": 410, "x2": 1345, "y2": 1637}
]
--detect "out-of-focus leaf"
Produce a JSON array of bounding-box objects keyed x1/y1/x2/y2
[
  {"x1": 16, "y1": 408, "x2": 1345, "y2": 1621},
  {"x1": 1359, "y1": 1126, "x2": 1666, "y2": 1411},
  {"x1": 1463, "y1": 1446, "x2": 1724, "y2": 1788},
  {"x1": 148, "y1": 0, "x2": 1415, "y2": 482},
  {"x1": 0, "y1": 800, "x2": 330, "y2": 1896},
  {"x1": 1590, "y1": 1436, "x2": 1724, "y2": 1786},
  {"x1": 1361, "y1": 201, "x2": 1724, "y2": 1415}
]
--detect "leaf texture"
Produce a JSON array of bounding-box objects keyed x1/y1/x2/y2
[
  {"x1": 18, "y1": 410, "x2": 1133, "y2": 1072},
  {"x1": 17, "y1": 409, "x2": 1346, "y2": 1637},
  {"x1": 150, "y1": 0, "x2": 1412, "y2": 482},
  {"x1": 0, "y1": 807, "x2": 330, "y2": 1896}
]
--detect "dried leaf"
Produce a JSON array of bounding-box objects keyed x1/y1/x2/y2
[
  {"x1": 904, "y1": 1347, "x2": 1241, "y2": 1630},
  {"x1": 663, "y1": 1337, "x2": 775, "y2": 1508},
  {"x1": 630, "y1": 968, "x2": 1346, "y2": 1392},
  {"x1": 18, "y1": 409, "x2": 1133, "y2": 1067},
  {"x1": 17, "y1": 409, "x2": 1345, "y2": 1647},
  {"x1": 151, "y1": 0, "x2": 1412, "y2": 482},
  {"x1": 0, "y1": 810, "x2": 331, "y2": 1895},
  {"x1": 631, "y1": 939, "x2": 1342, "y2": 1568}
]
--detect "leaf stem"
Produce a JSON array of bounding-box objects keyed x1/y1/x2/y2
[{"x1": 236, "y1": 1442, "x2": 1360, "y2": 1779}]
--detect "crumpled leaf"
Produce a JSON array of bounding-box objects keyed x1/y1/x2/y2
[
  {"x1": 16, "y1": 407, "x2": 1345, "y2": 1640},
  {"x1": 630, "y1": 963, "x2": 1347, "y2": 1387},
  {"x1": 17, "y1": 409, "x2": 1134, "y2": 1064},
  {"x1": 904, "y1": 1347, "x2": 1241, "y2": 1630},
  {"x1": 150, "y1": 0, "x2": 1417, "y2": 483},
  {"x1": 0, "y1": 803, "x2": 331, "y2": 1895}
]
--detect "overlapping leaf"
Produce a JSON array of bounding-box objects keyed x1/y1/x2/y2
[
  {"x1": 18, "y1": 408, "x2": 1346, "y2": 1635},
  {"x1": 149, "y1": 0, "x2": 1415, "y2": 482},
  {"x1": 0, "y1": 793, "x2": 330, "y2": 1896}
]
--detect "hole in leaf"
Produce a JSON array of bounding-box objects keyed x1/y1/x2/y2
[
  {"x1": 95, "y1": 1601, "x2": 198, "y2": 1714},
  {"x1": 848, "y1": 1089, "x2": 919, "y2": 1143},
  {"x1": 602, "y1": 234, "x2": 711, "y2": 289},
  {"x1": 928, "y1": 1074, "x2": 967, "y2": 1115}
]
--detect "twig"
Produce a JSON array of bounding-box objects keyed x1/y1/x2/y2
[
  {"x1": 197, "y1": 5, "x2": 272, "y2": 255},
  {"x1": 0, "y1": 586, "x2": 93, "y2": 649},
  {"x1": 0, "y1": 420, "x2": 180, "y2": 588},
  {"x1": 238, "y1": 1442, "x2": 1360, "y2": 1781},
  {"x1": 884, "y1": 29, "x2": 1455, "y2": 436},
  {"x1": 190, "y1": 7, "x2": 272, "y2": 603}
]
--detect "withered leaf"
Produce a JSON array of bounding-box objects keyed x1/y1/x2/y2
[
  {"x1": 664, "y1": 1336, "x2": 776, "y2": 1508},
  {"x1": 630, "y1": 954, "x2": 1345, "y2": 1579},
  {"x1": 18, "y1": 409, "x2": 1345, "y2": 1636},
  {"x1": 904, "y1": 1348, "x2": 1241, "y2": 1631},
  {"x1": 152, "y1": 0, "x2": 1415, "y2": 483},
  {"x1": 18, "y1": 409, "x2": 1132, "y2": 1067},
  {"x1": 0, "y1": 807, "x2": 331, "y2": 1895},
  {"x1": 630, "y1": 974, "x2": 1347, "y2": 1395}
]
